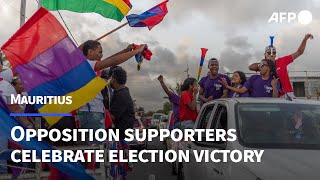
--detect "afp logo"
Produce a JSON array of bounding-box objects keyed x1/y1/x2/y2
[{"x1": 268, "y1": 10, "x2": 312, "y2": 25}]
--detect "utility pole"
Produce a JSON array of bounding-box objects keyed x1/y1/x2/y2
[{"x1": 20, "y1": 0, "x2": 26, "y2": 27}]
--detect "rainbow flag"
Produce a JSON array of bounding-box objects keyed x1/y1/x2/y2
[
  {"x1": 1, "y1": 7, "x2": 107, "y2": 126},
  {"x1": 41, "y1": 0, "x2": 132, "y2": 22},
  {"x1": 0, "y1": 108, "x2": 93, "y2": 179}
]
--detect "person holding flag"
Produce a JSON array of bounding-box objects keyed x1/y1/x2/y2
[
  {"x1": 78, "y1": 40, "x2": 146, "y2": 144},
  {"x1": 249, "y1": 34, "x2": 314, "y2": 99}
]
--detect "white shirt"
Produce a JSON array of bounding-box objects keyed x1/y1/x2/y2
[
  {"x1": 0, "y1": 69, "x2": 14, "y2": 82},
  {"x1": 0, "y1": 79, "x2": 17, "y2": 106}
]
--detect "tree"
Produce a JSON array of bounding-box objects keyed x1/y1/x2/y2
[
  {"x1": 156, "y1": 110, "x2": 163, "y2": 113},
  {"x1": 138, "y1": 107, "x2": 145, "y2": 112},
  {"x1": 145, "y1": 111, "x2": 155, "y2": 116},
  {"x1": 162, "y1": 101, "x2": 171, "y2": 115}
]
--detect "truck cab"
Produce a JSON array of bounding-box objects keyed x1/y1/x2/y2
[{"x1": 178, "y1": 98, "x2": 320, "y2": 180}]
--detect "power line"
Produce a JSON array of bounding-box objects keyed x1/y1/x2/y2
[{"x1": 57, "y1": 10, "x2": 79, "y2": 46}]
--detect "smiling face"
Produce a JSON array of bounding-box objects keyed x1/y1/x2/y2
[
  {"x1": 231, "y1": 72, "x2": 241, "y2": 85},
  {"x1": 208, "y1": 59, "x2": 219, "y2": 76}
]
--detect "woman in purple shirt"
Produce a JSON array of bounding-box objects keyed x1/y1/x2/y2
[
  {"x1": 227, "y1": 71, "x2": 250, "y2": 98},
  {"x1": 221, "y1": 59, "x2": 280, "y2": 98},
  {"x1": 158, "y1": 75, "x2": 180, "y2": 128}
]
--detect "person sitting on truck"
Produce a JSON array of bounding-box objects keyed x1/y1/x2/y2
[
  {"x1": 227, "y1": 71, "x2": 250, "y2": 98},
  {"x1": 248, "y1": 34, "x2": 313, "y2": 99},
  {"x1": 198, "y1": 58, "x2": 230, "y2": 107},
  {"x1": 179, "y1": 77, "x2": 198, "y2": 130},
  {"x1": 220, "y1": 59, "x2": 281, "y2": 98}
]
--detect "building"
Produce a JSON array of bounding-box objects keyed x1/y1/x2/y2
[{"x1": 289, "y1": 71, "x2": 320, "y2": 99}]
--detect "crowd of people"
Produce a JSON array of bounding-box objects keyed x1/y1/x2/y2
[
  {"x1": 0, "y1": 33, "x2": 314, "y2": 179},
  {"x1": 158, "y1": 34, "x2": 313, "y2": 130}
]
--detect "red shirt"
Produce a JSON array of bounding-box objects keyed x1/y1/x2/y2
[
  {"x1": 179, "y1": 91, "x2": 198, "y2": 122},
  {"x1": 276, "y1": 55, "x2": 293, "y2": 96}
]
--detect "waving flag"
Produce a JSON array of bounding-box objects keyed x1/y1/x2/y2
[
  {"x1": 133, "y1": 44, "x2": 152, "y2": 71},
  {"x1": 41, "y1": 0, "x2": 132, "y2": 22},
  {"x1": 1, "y1": 7, "x2": 107, "y2": 126},
  {"x1": 126, "y1": 0, "x2": 169, "y2": 30}
]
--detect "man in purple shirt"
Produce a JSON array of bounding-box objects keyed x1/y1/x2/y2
[
  {"x1": 221, "y1": 59, "x2": 280, "y2": 97},
  {"x1": 158, "y1": 75, "x2": 180, "y2": 129},
  {"x1": 199, "y1": 58, "x2": 230, "y2": 106}
]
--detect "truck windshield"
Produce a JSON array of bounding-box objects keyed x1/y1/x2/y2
[{"x1": 236, "y1": 103, "x2": 320, "y2": 149}]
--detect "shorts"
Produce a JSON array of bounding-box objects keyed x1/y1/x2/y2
[
  {"x1": 77, "y1": 111, "x2": 105, "y2": 145},
  {"x1": 180, "y1": 120, "x2": 195, "y2": 131}
]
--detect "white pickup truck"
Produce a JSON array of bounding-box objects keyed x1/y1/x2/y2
[{"x1": 177, "y1": 98, "x2": 320, "y2": 180}]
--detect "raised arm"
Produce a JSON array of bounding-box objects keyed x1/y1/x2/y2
[
  {"x1": 220, "y1": 77, "x2": 248, "y2": 94},
  {"x1": 291, "y1": 34, "x2": 313, "y2": 61},
  {"x1": 249, "y1": 63, "x2": 260, "y2": 71},
  {"x1": 108, "y1": 44, "x2": 135, "y2": 59},
  {"x1": 158, "y1": 75, "x2": 174, "y2": 97},
  {"x1": 95, "y1": 45, "x2": 145, "y2": 70}
]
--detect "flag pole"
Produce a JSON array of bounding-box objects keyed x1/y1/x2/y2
[
  {"x1": 96, "y1": 22, "x2": 129, "y2": 41},
  {"x1": 78, "y1": 21, "x2": 128, "y2": 50},
  {"x1": 20, "y1": 0, "x2": 26, "y2": 27}
]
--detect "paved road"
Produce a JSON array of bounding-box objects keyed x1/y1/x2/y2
[{"x1": 127, "y1": 137, "x2": 176, "y2": 180}]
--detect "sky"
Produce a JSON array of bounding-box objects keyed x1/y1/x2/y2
[{"x1": 1, "y1": 0, "x2": 320, "y2": 111}]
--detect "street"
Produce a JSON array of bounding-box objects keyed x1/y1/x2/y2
[{"x1": 127, "y1": 136, "x2": 176, "y2": 180}]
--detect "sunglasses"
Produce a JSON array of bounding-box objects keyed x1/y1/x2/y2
[
  {"x1": 258, "y1": 63, "x2": 268, "y2": 68},
  {"x1": 266, "y1": 51, "x2": 276, "y2": 55}
]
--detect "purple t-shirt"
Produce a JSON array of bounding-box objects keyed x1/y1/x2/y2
[
  {"x1": 244, "y1": 75, "x2": 281, "y2": 97},
  {"x1": 169, "y1": 94, "x2": 180, "y2": 124},
  {"x1": 228, "y1": 85, "x2": 250, "y2": 98},
  {"x1": 199, "y1": 74, "x2": 231, "y2": 99}
]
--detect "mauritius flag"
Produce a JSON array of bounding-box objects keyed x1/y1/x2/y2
[
  {"x1": 126, "y1": 0, "x2": 169, "y2": 30},
  {"x1": 1, "y1": 7, "x2": 107, "y2": 126},
  {"x1": 41, "y1": 0, "x2": 132, "y2": 22},
  {"x1": 0, "y1": 108, "x2": 93, "y2": 179}
]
